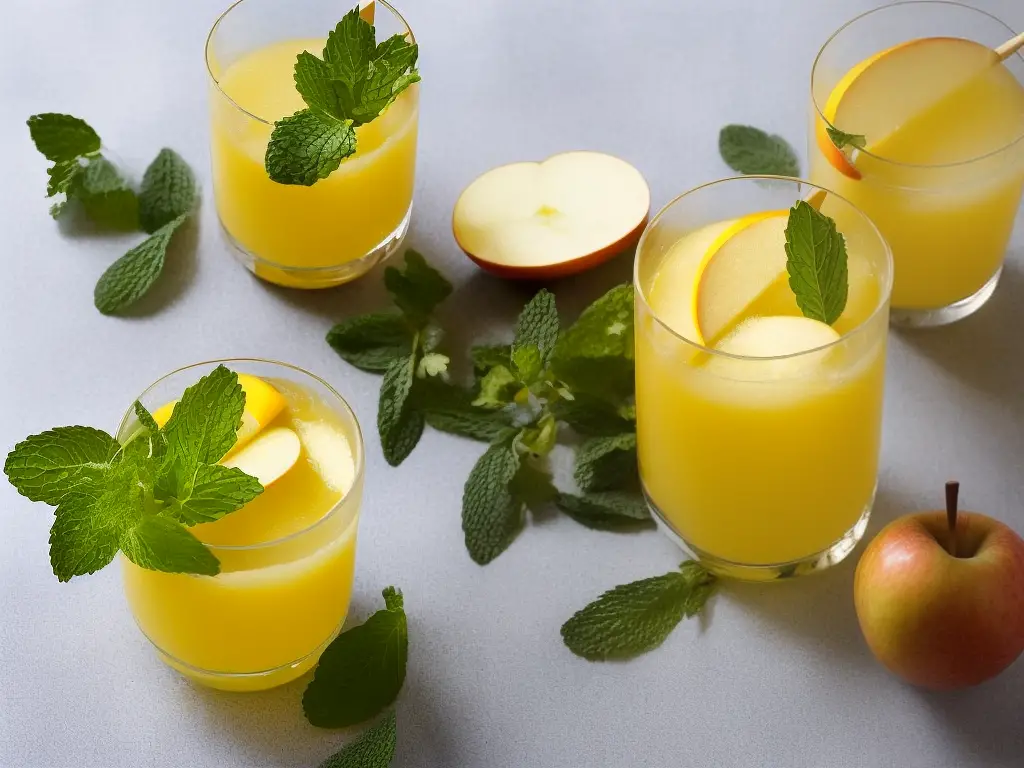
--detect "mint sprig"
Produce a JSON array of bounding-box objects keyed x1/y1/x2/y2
[
  {"x1": 317, "y1": 712, "x2": 397, "y2": 768},
  {"x1": 555, "y1": 491, "x2": 653, "y2": 531},
  {"x1": 94, "y1": 214, "x2": 188, "y2": 315},
  {"x1": 266, "y1": 6, "x2": 420, "y2": 186},
  {"x1": 574, "y1": 433, "x2": 638, "y2": 493},
  {"x1": 784, "y1": 200, "x2": 849, "y2": 325},
  {"x1": 561, "y1": 561, "x2": 717, "y2": 660},
  {"x1": 719, "y1": 124, "x2": 800, "y2": 177},
  {"x1": 4, "y1": 366, "x2": 263, "y2": 581},
  {"x1": 304, "y1": 587, "x2": 408, "y2": 728}
]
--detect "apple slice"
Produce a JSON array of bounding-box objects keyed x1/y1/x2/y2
[
  {"x1": 294, "y1": 420, "x2": 356, "y2": 494},
  {"x1": 221, "y1": 426, "x2": 301, "y2": 488},
  {"x1": 452, "y1": 151, "x2": 650, "y2": 279},
  {"x1": 693, "y1": 211, "x2": 788, "y2": 345},
  {"x1": 706, "y1": 316, "x2": 840, "y2": 380}
]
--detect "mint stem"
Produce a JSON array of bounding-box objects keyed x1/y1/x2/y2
[{"x1": 945, "y1": 481, "x2": 960, "y2": 557}]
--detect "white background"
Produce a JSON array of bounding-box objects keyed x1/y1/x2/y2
[{"x1": 3, "y1": 1, "x2": 1024, "y2": 766}]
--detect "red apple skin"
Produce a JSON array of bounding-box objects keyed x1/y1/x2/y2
[{"x1": 854, "y1": 511, "x2": 1024, "y2": 690}]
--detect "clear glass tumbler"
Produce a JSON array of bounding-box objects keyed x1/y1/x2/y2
[
  {"x1": 634, "y1": 177, "x2": 892, "y2": 580},
  {"x1": 206, "y1": 0, "x2": 419, "y2": 288}
]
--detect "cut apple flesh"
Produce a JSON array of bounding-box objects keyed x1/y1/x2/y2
[
  {"x1": 221, "y1": 426, "x2": 301, "y2": 488},
  {"x1": 294, "y1": 420, "x2": 356, "y2": 494},
  {"x1": 452, "y1": 151, "x2": 650, "y2": 279},
  {"x1": 706, "y1": 316, "x2": 841, "y2": 380}
]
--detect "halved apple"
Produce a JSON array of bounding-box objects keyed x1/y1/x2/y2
[
  {"x1": 221, "y1": 426, "x2": 301, "y2": 488},
  {"x1": 706, "y1": 316, "x2": 840, "y2": 380},
  {"x1": 452, "y1": 151, "x2": 650, "y2": 279}
]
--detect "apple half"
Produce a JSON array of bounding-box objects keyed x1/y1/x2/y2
[{"x1": 452, "y1": 151, "x2": 650, "y2": 279}]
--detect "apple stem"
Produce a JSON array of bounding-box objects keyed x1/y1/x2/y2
[{"x1": 945, "y1": 481, "x2": 960, "y2": 557}]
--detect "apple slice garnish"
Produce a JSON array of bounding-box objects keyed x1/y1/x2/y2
[
  {"x1": 294, "y1": 420, "x2": 356, "y2": 494},
  {"x1": 705, "y1": 316, "x2": 840, "y2": 379},
  {"x1": 452, "y1": 151, "x2": 650, "y2": 279},
  {"x1": 221, "y1": 426, "x2": 301, "y2": 487}
]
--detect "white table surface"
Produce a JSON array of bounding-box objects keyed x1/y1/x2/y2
[{"x1": 4, "y1": 1, "x2": 1024, "y2": 766}]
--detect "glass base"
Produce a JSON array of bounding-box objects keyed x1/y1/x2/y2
[
  {"x1": 890, "y1": 267, "x2": 1001, "y2": 329},
  {"x1": 645, "y1": 488, "x2": 874, "y2": 582},
  {"x1": 219, "y1": 206, "x2": 412, "y2": 290}
]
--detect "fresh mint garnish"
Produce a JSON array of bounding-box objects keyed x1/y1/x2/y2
[
  {"x1": 317, "y1": 711, "x2": 397, "y2": 768},
  {"x1": 27, "y1": 113, "x2": 101, "y2": 163},
  {"x1": 138, "y1": 148, "x2": 197, "y2": 233},
  {"x1": 76, "y1": 156, "x2": 138, "y2": 230},
  {"x1": 719, "y1": 124, "x2": 800, "y2": 177},
  {"x1": 826, "y1": 125, "x2": 867, "y2": 151},
  {"x1": 784, "y1": 200, "x2": 849, "y2": 325},
  {"x1": 555, "y1": 491, "x2": 653, "y2": 531},
  {"x1": 378, "y1": 351, "x2": 424, "y2": 466},
  {"x1": 573, "y1": 433, "x2": 638, "y2": 493},
  {"x1": 462, "y1": 433, "x2": 527, "y2": 565},
  {"x1": 93, "y1": 214, "x2": 188, "y2": 315},
  {"x1": 303, "y1": 587, "x2": 408, "y2": 728},
  {"x1": 561, "y1": 561, "x2": 717, "y2": 660},
  {"x1": 327, "y1": 314, "x2": 415, "y2": 373},
  {"x1": 266, "y1": 6, "x2": 420, "y2": 186},
  {"x1": 4, "y1": 365, "x2": 263, "y2": 581}
]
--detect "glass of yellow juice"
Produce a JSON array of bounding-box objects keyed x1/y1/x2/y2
[
  {"x1": 809, "y1": 1, "x2": 1024, "y2": 327},
  {"x1": 634, "y1": 177, "x2": 893, "y2": 581},
  {"x1": 118, "y1": 359, "x2": 364, "y2": 691},
  {"x1": 206, "y1": 0, "x2": 419, "y2": 288}
]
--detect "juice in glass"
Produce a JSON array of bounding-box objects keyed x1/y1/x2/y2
[
  {"x1": 206, "y1": 0, "x2": 418, "y2": 288},
  {"x1": 810, "y1": 2, "x2": 1024, "y2": 326},
  {"x1": 634, "y1": 178, "x2": 892, "y2": 580},
  {"x1": 119, "y1": 360, "x2": 364, "y2": 690}
]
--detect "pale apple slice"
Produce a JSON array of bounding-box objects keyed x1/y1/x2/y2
[
  {"x1": 706, "y1": 316, "x2": 840, "y2": 380},
  {"x1": 452, "y1": 151, "x2": 650, "y2": 279},
  {"x1": 221, "y1": 426, "x2": 301, "y2": 488},
  {"x1": 294, "y1": 420, "x2": 356, "y2": 494},
  {"x1": 692, "y1": 211, "x2": 789, "y2": 345}
]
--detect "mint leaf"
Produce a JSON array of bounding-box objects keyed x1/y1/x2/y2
[
  {"x1": 294, "y1": 51, "x2": 343, "y2": 121},
  {"x1": 162, "y1": 464, "x2": 263, "y2": 525},
  {"x1": 322, "y1": 8, "x2": 377, "y2": 92},
  {"x1": 138, "y1": 148, "x2": 197, "y2": 233},
  {"x1": 826, "y1": 125, "x2": 867, "y2": 151},
  {"x1": 304, "y1": 587, "x2": 408, "y2": 728},
  {"x1": 551, "y1": 393, "x2": 634, "y2": 437},
  {"x1": 508, "y1": 455, "x2": 558, "y2": 508},
  {"x1": 574, "y1": 433, "x2": 638, "y2": 492},
  {"x1": 93, "y1": 213, "x2": 187, "y2": 315},
  {"x1": 462, "y1": 434, "x2": 525, "y2": 564},
  {"x1": 556, "y1": 491, "x2": 653, "y2": 531},
  {"x1": 354, "y1": 34, "x2": 420, "y2": 124},
  {"x1": 46, "y1": 160, "x2": 82, "y2": 200},
  {"x1": 162, "y1": 365, "x2": 245, "y2": 468},
  {"x1": 384, "y1": 251, "x2": 453, "y2": 325},
  {"x1": 561, "y1": 561, "x2": 716, "y2": 660},
  {"x1": 518, "y1": 413, "x2": 558, "y2": 457},
  {"x1": 27, "y1": 114, "x2": 100, "y2": 162},
  {"x1": 550, "y1": 285, "x2": 634, "y2": 401},
  {"x1": 48, "y1": 478, "x2": 128, "y2": 582},
  {"x1": 511, "y1": 345, "x2": 543, "y2": 384},
  {"x1": 784, "y1": 200, "x2": 849, "y2": 325},
  {"x1": 416, "y1": 382, "x2": 511, "y2": 442},
  {"x1": 5, "y1": 426, "x2": 119, "y2": 504},
  {"x1": 130, "y1": 401, "x2": 166, "y2": 461},
  {"x1": 472, "y1": 365, "x2": 519, "y2": 409},
  {"x1": 327, "y1": 313, "x2": 414, "y2": 373},
  {"x1": 317, "y1": 711, "x2": 397, "y2": 768},
  {"x1": 471, "y1": 344, "x2": 511, "y2": 376},
  {"x1": 378, "y1": 353, "x2": 423, "y2": 466},
  {"x1": 77, "y1": 156, "x2": 138, "y2": 230},
  {"x1": 120, "y1": 514, "x2": 219, "y2": 576},
  {"x1": 513, "y1": 289, "x2": 559, "y2": 362},
  {"x1": 266, "y1": 109, "x2": 356, "y2": 186},
  {"x1": 719, "y1": 124, "x2": 799, "y2": 176}
]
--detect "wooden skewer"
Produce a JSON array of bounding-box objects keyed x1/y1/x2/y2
[{"x1": 995, "y1": 30, "x2": 1024, "y2": 62}]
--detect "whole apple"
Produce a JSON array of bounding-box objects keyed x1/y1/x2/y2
[{"x1": 854, "y1": 484, "x2": 1024, "y2": 690}]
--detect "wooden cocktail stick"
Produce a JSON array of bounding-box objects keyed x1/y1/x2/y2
[{"x1": 995, "y1": 30, "x2": 1024, "y2": 62}]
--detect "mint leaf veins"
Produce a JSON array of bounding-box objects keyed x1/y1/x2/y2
[
  {"x1": 317, "y1": 711, "x2": 397, "y2": 768},
  {"x1": 138, "y1": 148, "x2": 198, "y2": 233},
  {"x1": 266, "y1": 6, "x2": 420, "y2": 186},
  {"x1": 93, "y1": 214, "x2": 188, "y2": 315},
  {"x1": 719, "y1": 124, "x2": 799, "y2": 177},
  {"x1": 784, "y1": 200, "x2": 849, "y2": 325}
]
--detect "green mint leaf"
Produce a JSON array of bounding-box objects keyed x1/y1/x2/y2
[
  {"x1": 511, "y1": 345, "x2": 543, "y2": 384},
  {"x1": 470, "y1": 344, "x2": 512, "y2": 376},
  {"x1": 162, "y1": 463, "x2": 263, "y2": 526},
  {"x1": 462, "y1": 434, "x2": 525, "y2": 565},
  {"x1": 46, "y1": 160, "x2": 82, "y2": 199},
  {"x1": 507, "y1": 456, "x2": 558, "y2": 508},
  {"x1": 826, "y1": 125, "x2": 867, "y2": 151},
  {"x1": 162, "y1": 365, "x2": 246, "y2": 473},
  {"x1": 378, "y1": 353, "x2": 423, "y2": 466},
  {"x1": 416, "y1": 382, "x2": 511, "y2": 442},
  {"x1": 550, "y1": 285, "x2": 634, "y2": 402},
  {"x1": 303, "y1": 587, "x2": 408, "y2": 728},
  {"x1": 383, "y1": 251, "x2": 453, "y2": 325},
  {"x1": 4, "y1": 426, "x2": 119, "y2": 504},
  {"x1": 323, "y1": 8, "x2": 377, "y2": 90},
  {"x1": 574, "y1": 433, "x2": 638, "y2": 493},
  {"x1": 550, "y1": 393, "x2": 634, "y2": 436},
  {"x1": 353, "y1": 35, "x2": 420, "y2": 124},
  {"x1": 718, "y1": 124, "x2": 799, "y2": 176},
  {"x1": 131, "y1": 401, "x2": 167, "y2": 461},
  {"x1": 784, "y1": 200, "x2": 849, "y2": 325},
  {"x1": 294, "y1": 51, "x2": 343, "y2": 120},
  {"x1": 317, "y1": 711, "x2": 397, "y2": 768},
  {"x1": 556, "y1": 491, "x2": 654, "y2": 531},
  {"x1": 513, "y1": 289, "x2": 559, "y2": 362},
  {"x1": 49, "y1": 482, "x2": 126, "y2": 582},
  {"x1": 266, "y1": 109, "x2": 356, "y2": 186},
  {"x1": 472, "y1": 365, "x2": 519, "y2": 409},
  {"x1": 561, "y1": 561, "x2": 716, "y2": 661},
  {"x1": 77, "y1": 156, "x2": 138, "y2": 231},
  {"x1": 138, "y1": 148, "x2": 197, "y2": 233},
  {"x1": 518, "y1": 413, "x2": 558, "y2": 457},
  {"x1": 27, "y1": 114, "x2": 100, "y2": 162},
  {"x1": 120, "y1": 513, "x2": 219, "y2": 576},
  {"x1": 327, "y1": 313, "x2": 415, "y2": 373},
  {"x1": 93, "y1": 213, "x2": 188, "y2": 315}
]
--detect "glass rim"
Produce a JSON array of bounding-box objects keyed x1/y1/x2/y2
[
  {"x1": 632, "y1": 175, "x2": 894, "y2": 363},
  {"x1": 810, "y1": 0, "x2": 1024, "y2": 171},
  {"x1": 204, "y1": 0, "x2": 415, "y2": 126},
  {"x1": 117, "y1": 357, "x2": 365, "y2": 553}
]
